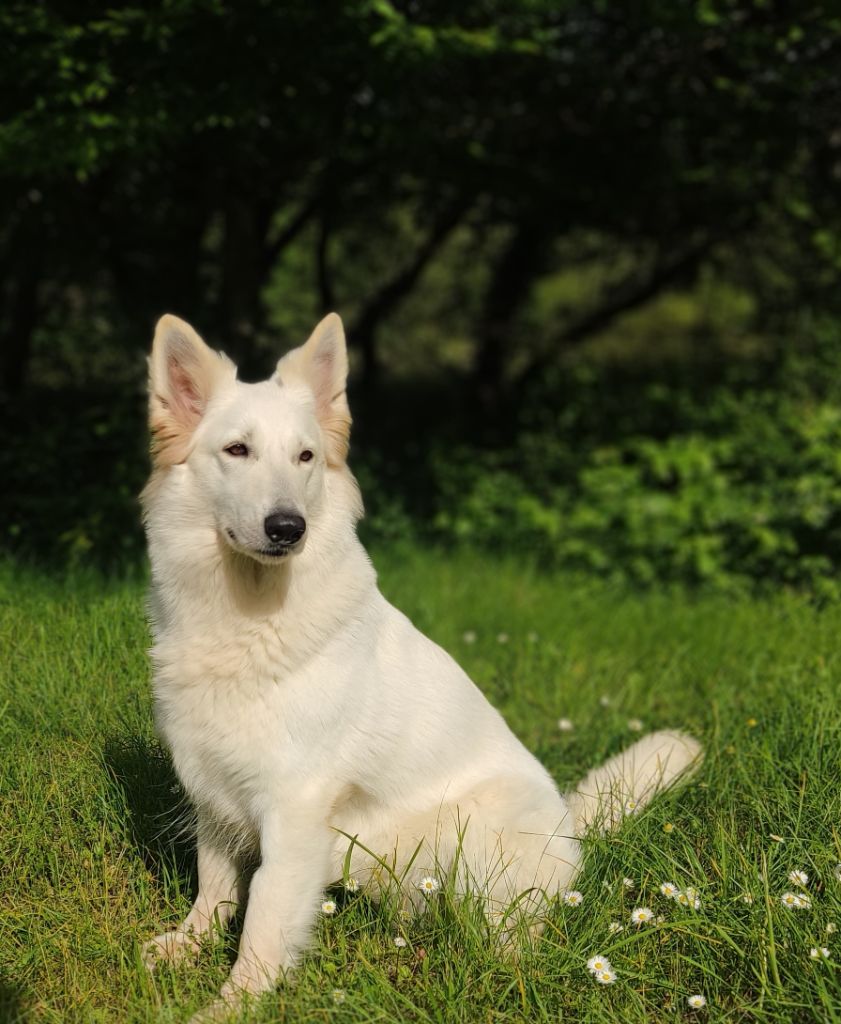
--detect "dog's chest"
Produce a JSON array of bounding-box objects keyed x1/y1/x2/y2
[{"x1": 152, "y1": 624, "x2": 311, "y2": 829}]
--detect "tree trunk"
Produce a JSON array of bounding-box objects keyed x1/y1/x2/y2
[
  {"x1": 350, "y1": 201, "x2": 468, "y2": 390},
  {"x1": 316, "y1": 212, "x2": 336, "y2": 313},
  {"x1": 219, "y1": 192, "x2": 275, "y2": 379},
  {"x1": 472, "y1": 220, "x2": 552, "y2": 414},
  {"x1": 0, "y1": 245, "x2": 41, "y2": 396}
]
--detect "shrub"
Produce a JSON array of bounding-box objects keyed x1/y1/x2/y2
[{"x1": 365, "y1": 321, "x2": 841, "y2": 596}]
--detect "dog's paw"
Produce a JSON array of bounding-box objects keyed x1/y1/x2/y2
[
  {"x1": 188, "y1": 992, "x2": 245, "y2": 1023},
  {"x1": 141, "y1": 929, "x2": 200, "y2": 972}
]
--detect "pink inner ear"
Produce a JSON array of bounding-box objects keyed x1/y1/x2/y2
[
  {"x1": 169, "y1": 357, "x2": 204, "y2": 420},
  {"x1": 311, "y1": 346, "x2": 338, "y2": 410}
]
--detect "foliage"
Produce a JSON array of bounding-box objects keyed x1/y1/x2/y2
[
  {"x1": 5, "y1": 318, "x2": 841, "y2": 597},
  {"x1": 3, "y1": 2, "x2": 841, "y2": 593},
  {"x1": 0, "y1": 388, "x2": 148, "y2": 569},
  {"x1": 360, "y1": 320, "x2": 841, "y2": 596},
  {"x1": 426, "y1": 403, "x2": 841, "y2": 597},
  {"x1": 2, "y1": 554, "x2": 841, "y2": 1021},
  {"x1": 2, "y1": 1, "x2": 841, "y2": 394}
]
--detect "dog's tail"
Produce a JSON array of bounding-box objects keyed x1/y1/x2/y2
[{"x1": 564, "y1": 730, "x2": 702, "y2": 836}]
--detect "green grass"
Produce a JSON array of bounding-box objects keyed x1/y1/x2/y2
[{"x1": 1, "y1": 548, "x2": 840, "y2": 1023}]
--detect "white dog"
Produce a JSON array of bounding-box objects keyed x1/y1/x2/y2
[{"x1": 141, "y1": 313, "x2": 701, "y2": 1018}]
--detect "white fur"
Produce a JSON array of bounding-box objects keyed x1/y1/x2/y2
[{"x1": 141, "y1": 314, "x2": 701, "y2": 1017}]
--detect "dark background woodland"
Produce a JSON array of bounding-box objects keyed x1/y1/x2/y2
[{"x1": 3, "y1": 1, "x2": 841, "y2": 593}]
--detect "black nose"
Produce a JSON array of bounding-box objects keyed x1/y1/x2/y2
[{"x1": 263, "y1": 512, "x2": 306, "y2": 546}]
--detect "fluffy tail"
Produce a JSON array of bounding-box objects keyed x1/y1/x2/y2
[{"x1": 565, "y1": 730, "x2": 702, "y2": 836}]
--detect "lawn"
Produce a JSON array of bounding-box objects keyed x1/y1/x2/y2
[{"x1": 1, "y1": 548, "x2": 840, "y2": 1023}]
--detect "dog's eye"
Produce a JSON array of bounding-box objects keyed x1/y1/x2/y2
[
  {"x1": 224, "y1": 443, "x2": 249, "y2": 458},
  {"x1": 299, "y1": 449, "x2": 314, "y2": 463}
]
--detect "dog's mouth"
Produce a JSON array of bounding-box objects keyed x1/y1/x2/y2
[
  {"x1": 257, "y1": 546, "x2": 292, "y2": 559},
  {"x1": 224, "y1": 528, "x2": 304, "y2": 563},
  {"x1": 251, "y1": 543, "x2": 304, "y2": 564}
]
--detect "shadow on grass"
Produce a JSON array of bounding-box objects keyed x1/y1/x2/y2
[
  {"x1": 102, "y1": 734, "x2": 198, "y2": 899},
  {"x1": 101, "y1": 735, "x2": 254, "y2": 1014},
  {"x1": 0, "y1": 974, "x2": 26, "y2": 1024}
]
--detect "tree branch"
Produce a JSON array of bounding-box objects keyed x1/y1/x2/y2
[
  {"x1": 349, "y1": 199, "x2": 469, "y2": 381},
  {"x1": 261, "y1": 193, "x2": 321, "y2": 276},
  {"x1": 514, "y1": 234, "x2": 718, "y2": 391}
]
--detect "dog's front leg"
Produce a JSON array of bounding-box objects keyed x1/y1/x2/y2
[
  {"x1": 144, "y1": 814, "x2": 244, "y2": 970},
  {"x1": 215, "y1": 810, "x2": 332, "y2": 1010}
]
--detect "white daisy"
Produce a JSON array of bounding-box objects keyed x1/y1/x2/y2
[
  {"x1": 624, "y1": 798, "x2": 639, "y2": 815},
  {"x1": 417, "y1": 875, "x2": 440, "y2": 895},
  {"x1": 557, "y1": 717, "x2": 574, "y2": 732},
  {"x1": 344, "y1": 877, "x2": 360, "y2": 892},
  {"x1": 826, "y1": 923, "x2": 837, "y2": 934},
  {"x1": 321, "y1": 899, "x2": 337, "y2": 915},
  {"x1": 586, "y1": 954, "x2": 611, "y2": 974},
  {"x1": 622, "y1": 877, "x2": 634, "y2": 889},
  {"x1": 630, "y1": 906, "x2": 654, "y2": 925},
  {"x1": 608, "y1": 922, "x2": 624, "y2": 934},
  {"x1": 562, "y1": 889, "x2": 584, "y2": 907},
  {"x1": 781, "y1": 891, "x2": 810, "y2": 909},
  {"x1": 741, "y1": 893, "x2": 754, "y2": 905},
  {"x1": 659, "y1": 882, "x2": 679, "y2": 899},
  {"x1": 809, "y1": 946, "x2": 831, "y2": 960},
  {"x1": 687, "y1": 994, "x2": 707, "y2": 1009},
  {"x1": 676, "y1": 887, "x2": 701, "y2": 910},
  {"x1": 788, "y1": 870, "x2": 809, "y2": 887},
  {"x1": 393, "y1": 935, "x2": 408, "y2": 948},
  {"x1": 332, "y1": 989, "x2": 346, "y2": 1004},
  {"x1": 594, "y1": 967, "x2": 617, "y2": 984},
  {"x1": 462, "y1": 630, "x2": 477, "y2": 644},
  {"x1": 627, "y1": 718, "x2": 644, "y2": 732}
]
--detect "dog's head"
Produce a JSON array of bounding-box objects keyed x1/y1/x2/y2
[{"x1": 147, "y1": 313, "x2": 351, "y2": 564}]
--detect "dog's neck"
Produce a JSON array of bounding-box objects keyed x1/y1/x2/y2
[{"x1": 218, "y1": 545, "x2": 295, "y2": 618}]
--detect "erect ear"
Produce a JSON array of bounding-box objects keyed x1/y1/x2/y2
[
  {"x1": 148, "y1": 315, "x2": 236, "y2": 466},
  {"x1": 275, "y1": 313, "x2": 351, "y2": 466}
]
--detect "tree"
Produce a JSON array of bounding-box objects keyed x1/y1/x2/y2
[{"x1": 1, "y1": 0, "x2": 840, "y2": 399}]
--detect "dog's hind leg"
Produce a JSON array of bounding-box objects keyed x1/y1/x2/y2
[
  {"x1": 452, "y1": 784, "x2": 581, "y2": 945},
  {"x1": 341, "y1": 779, "x2": 581, "y2": 941}
]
